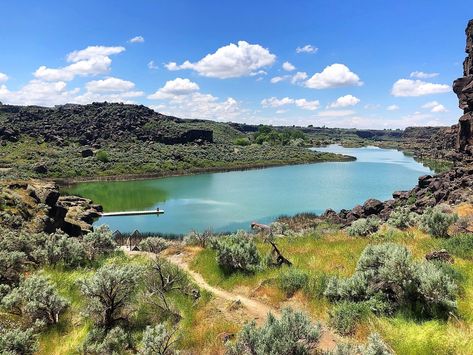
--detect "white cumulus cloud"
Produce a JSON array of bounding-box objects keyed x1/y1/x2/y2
[
  {"x1": 164, "y1": 41, "x2": 276, "y2": 79},
  {"x1": 85, "y1": 77, "x2": 136, "y2": 93},
  {"x1": 282, "y1": 61, "x2": 295, "y2": 71},
  {"x1": 148, "y1": 78, "x2": 200, "y2": 100},
  {"x1": 391, "y1": 79, "x2": 450, "y2": 97},
  {"x1": 148, "y1": 60, "x2": 158, "y2": 70},
  {"x1": 129, "y1": 36, "x2": 144, "y2": 43},
  {"x1": 410, "y1": 71, "x2": 439, "y2": 79},
  {"x1": 296, "y1": 44, "x2": 318, "y2": 54},
  {"x1": 387, "y1": 104, "x2": 400, "y2": 111},
  {"x1": 261, "y1": 96, "x2": 319, "y2": 111},
  {"x1": 0, "y1": 72, "x2": 8, "y2": 83},
  {"x1": 34, "y1": 45, "x2": 125, "y2": 81},
  {"x1": 422, "y1": 101, "x2": 448, "y2": 113},
  {"x1": 328, "y1": 94, "x2": 360, "y2": 108},
  {"x1": 305, "y1": 64, "x2": 363, "y2": 89}
]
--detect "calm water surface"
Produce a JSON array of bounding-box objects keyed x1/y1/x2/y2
[{"x1": 65, "y1": 145, "x2": 432, "y2": 234}]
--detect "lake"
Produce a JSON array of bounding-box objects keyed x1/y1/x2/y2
[{"x1": 65, "y1": 145, "x2": 432, "y2": 234}]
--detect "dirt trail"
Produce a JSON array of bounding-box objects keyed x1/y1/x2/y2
[{"x1": 126, "y1": 248, "x2": 337, "y2": 351}]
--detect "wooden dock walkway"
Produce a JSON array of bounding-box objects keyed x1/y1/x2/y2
[{"x1": 101, "y1": 209, "x2": 164, "y2": 217}]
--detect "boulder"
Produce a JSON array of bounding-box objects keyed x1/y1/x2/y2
[
  {"x1": 81, "y1": 148, "x2": 94, "y2": 157},
  {"x1": 362, "y1": 199, "x2": 384, "y2": 216},
  {"x1": 425, "y1": 250, "x2": 454, "y2": 264}
]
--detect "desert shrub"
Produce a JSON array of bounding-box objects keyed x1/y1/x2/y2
[
  {"x1": 269, "y1": 221, "x2": 289, "y2": 236},
  {"x1": 79, "y1": 264, "x2": 141, "y2": 328},
  {"x1": 441, "y1": 233, "x2": 473, "y2": 259},
  {"x1": 183, "y1": 229, "x2": 213, "y2": 248},
  {"x1": 419, "y1": 207, "x2": 458, "y2": 238},
  {"x1": 2, "y1": 274, "x2": 68, "y2": 324},
  {"x1": 324, "y1": 243, "x2": 457, "y2": 318},
  {"x1": 347, "y1": 217, "x2": 380, "y2": 237},
  {"x1": 96, "y1": 150, "x2": 110, "y2": 163},
  {"x1": 278, "y1": 268, "x2": 308, "y2": 297},
  {"x1": 82, "y1": 327, "x2": 130, "y2": 354},
  {"x1": 139, "y1": 323, "x2": 177, "y2": 355},
  {"x1": 387, "y1": 207, "x2": 419, "y2": 229},
  {"x1": 234, "y1": 137, "x2": 250, "y2": 146},
  {"x1": 328, "y1": 301, "x2": 372, "y2": 335},
  {"x1": 226, "y1": 308, "x2": 321, "y2": 355},
  {"x1": 331, "y1": 333, "x2": 393, "y2": 355},
  {"x1": 213, "y1": 233, "x2": 261, "y2": 273},
  {"x1": 82, "y1": 225, "x2": 116, "y2": 260},
  {"x1": 139, "y1": 237, "x2": 170, "y2": 254},
  {"x1": 44, "y1": 232, "x2": 86, "y2": 267},
  {"x1": 0, "y1": 327, "x2": 38, "y2": 355}
]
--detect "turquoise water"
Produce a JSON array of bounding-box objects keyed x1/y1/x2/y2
[{"x1": 66, "y1": 145, "x2": 432, "y2": 234}]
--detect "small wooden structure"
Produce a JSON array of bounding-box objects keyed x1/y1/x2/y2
[{"x1": 101, "y1": 208, "x2": 164, "y2": 217}]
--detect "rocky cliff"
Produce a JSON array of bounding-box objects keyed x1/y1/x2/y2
[
  {"x1": 453, "y1": 19, "x2": 473, "y2": 156},
  {"x1": 0, "y1": 180, "x2": 102, "y2": 236}
]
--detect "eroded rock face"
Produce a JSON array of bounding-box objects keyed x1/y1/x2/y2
[
  {"x1": 0, "y1": 180, "x2": 102, "y2": 236},
  {"x1": 453, "y1": 19, "x2": 473, "y2": 155}
]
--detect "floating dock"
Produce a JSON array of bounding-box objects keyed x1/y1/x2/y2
[{"x1": 101, "y1": 209, "x2": 164, "y2": 217}]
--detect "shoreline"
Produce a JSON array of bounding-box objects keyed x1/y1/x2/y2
[{"x1": 56, "y1": 154, "x2": 356, "y2": 186}]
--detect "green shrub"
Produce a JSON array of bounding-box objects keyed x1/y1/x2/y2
[
  {"x1": 183, "y1": 229, "x2": 213, "y2": 248},
  {"x1": 387, "y1": 206, "x2": 419, "y2": 229},
  {"x1": 324, "y1": 243, "x2": 457, "y2": 318},
  {"x1": 79, "y1": 264, "x2": 140, "y2": 328},
  {"x1": 226, "y1": 308, "x2": 321, "y2": 355},
  {"x1": 96, "y1": 150, "x2": 110, "y2": 163},
  {"x1": 44, "y1": 232, "x2": 86, "y2": 267},
  {"x1": 328, "y1": 301, "x2": 372, "y2": 335},
  {"x1": 82, "y1": 327, "x2": 130, "y2": 354},
  {"x1": 441, "y1": 234, "x2": 473, "y2": 259},
  {"x1": 82, "y1": 225, "x2": 116, "y2": 260},
  {"x1": 213, "y1": 232, "x2": 261, "y2": 273},
  {"x1": 278, "y1": 268, "x2": 309, "y2": 297},
  {"x1": 304, "y1": 272, "x2": 330, "y2": 298},
  {"x1": 2, "y1": 274, "x2": 68, "y2": 325},
  {"x1": 139, "y1": 237, "x2": 170, "y2": 254},
  {"x1": 419, "y1": 207, "x2": 458, "y2": 238},
  {"x1": 234, "y1": 137, "x2": 250, "y2": 146},
  {"x1": 331, "y1": 333, "x2": 393, "y2": 355},
  {"x1": 0, "y1": 327, "x2": 37, "y2": 355},
  {"x1": 139, "y1": 323, "x2": 177, "y2": 355},
  {"x1": 347, "y1": 217, "x2": 380, "y2": 237}
]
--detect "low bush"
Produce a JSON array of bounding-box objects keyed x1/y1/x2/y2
[
  {"x1": 96, "y1": 150, "x2": 110, "y2": 163},
  {"x1": 328, "y1": 301, "x2": 372, "y2": 335},
  {"x1": 139, "y1": 237, "x2": 170, "y2": 254},
  {"x1": 387, "y1": 206, "x2": 419, "y2": 229},
  {"x1": 139, "y1": 323, "x2": 177, "y2": 355},
  {"x1": 419, "y1": 207, "x2": 458, "y2": 238},
  {"x1": 0, "y1": 327, "x2": 38, "y2": 355},
  {"x1": 278, "y1": 267, "x2": 308, "y2": 297},
  {"x1": 226, "y1": 308, "x2": 321, "y2": 355},
  {"x1": 183, "y1": 229, "x2": 213, "y2": 248},
  {"x1": 213, "y1": 232, "x2": 261, "y2": 273},
  {"x1": 347, "y1": 217, "x2": 380, "y2": 237},
  {"x1": 82, "y1": 327, "x2": 130, "y2": 354},
  {"x1": 324, "y1": 243, "x2": 457, "y2": 319},
  {"x1": 332, "y1": 332, "x2": 393, "y2": 355},
  {"x1": 304, "y1": 272, "x2": 330, "y2": 298},
  {"x1": 82, "y1": 225, "x2": 116, "y2": 260},
  {"x1": 2, "y1": 274, "x2": 68, "y2": 325}
]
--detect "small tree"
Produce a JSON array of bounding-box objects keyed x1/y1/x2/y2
[
  {"x1": 213, "y1": 233, "x2": 261, "y2": 273},
  {"x1": 139, "y1": 323, "x2": 178, "y2": 355},
  {"x1": 44, "y1": 232, "x2": 86, "y2": 267},
  {"x1": 2, "y1": 274, "x2": 68, "y2": 324},
  {"x1": 0, "y1": 327, "x2": 38, "y2": 355},
  {"x1": 79, "y1": 264, "x2": 140, "y2": 329},
  {"x1": 82, "y1": 225, "x2": 116, "y2": 260},
  {"x1": 226, "y1": 308, "x2": 321, "y2": 355},
  {"x1": 183, "y1": 229, "x2": 213, "y2": 248},
  {"x1": 139, "y1": 237, "x2": 170, "y2": 254}
]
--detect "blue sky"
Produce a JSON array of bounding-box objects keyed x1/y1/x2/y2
[{"x1": 0, "y1": 0, "x2": 470, "y2": 128}]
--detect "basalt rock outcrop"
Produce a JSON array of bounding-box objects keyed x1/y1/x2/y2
[
  {"x1": 453, "y1": 19, "x2": 473, "y2": 157},
  {"x1": 0, "y1": 180, "x2": 102, "y2": 236},
  {"x1": 0, "y1": 102, "x2": 213, "y2": 146}
]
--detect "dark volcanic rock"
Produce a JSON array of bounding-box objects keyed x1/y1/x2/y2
[
  {"x1": 453, "y1": 19, "x2": 473, "y2": 155},
  {"x1": 425, "y1": 250, "x2": 454, "y2": 264},
  {"x1": 81, "y1": 148, "x2": 94, "y2": 158},
  {"x1": 362, "y1": 199, "x2": 384, "y2": 216}
]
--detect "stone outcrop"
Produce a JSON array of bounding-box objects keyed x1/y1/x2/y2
[
  {"x1": 0, "y1": 102, "x2": 214, "y2": 146},
  {"x1": 0, "y1": 180, "x2": 102, "y2": 236},
  {"x1": 453, "y1": 19, "x2": 473, "y2": 156}
]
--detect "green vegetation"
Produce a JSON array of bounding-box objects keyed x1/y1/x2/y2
[
  {"x1": 253, "y1": 125, "x2": 307, "y2": 146},
  {"x1": 347, "y1": 217, "x2": 381, "y2": 236},
  {"x1": 226, "y1": 308, "x2": 321, "y2": 355},
  {"x1": 420, "y1": 206, "x2": 459, "y2": 238}
]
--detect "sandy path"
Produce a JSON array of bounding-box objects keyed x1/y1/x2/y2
[{"x1": 125, "y1": 248, "x2": 337, "y2": 351}]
